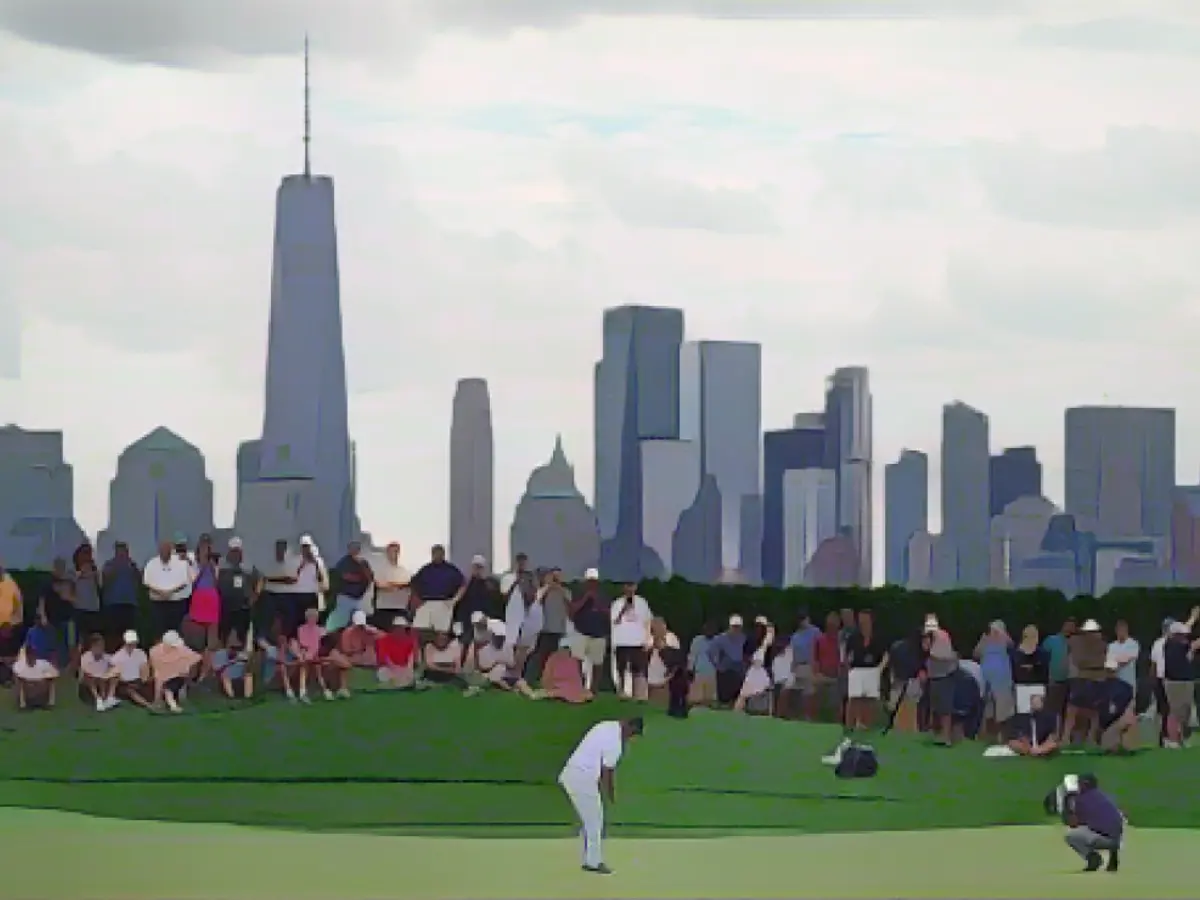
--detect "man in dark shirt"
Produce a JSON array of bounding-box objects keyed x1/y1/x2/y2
[
  {"x1": 1006, "y1": 694, "x2": 1060, "y2": 757},
  {"x1": 410, "y1": 545, "x2": 465, "y2": 635},
  {"x1": 454, "y1": 556, "x2": 496, "y2": 636},
  {"x1": 568, "y1": 568, "x2": 609, "y2": 692},
  {"x1": 329, "y1": 541, "x2": 374, "y2": 632},
  {"x1": 707, "y1": 615, "x2": 748, "y2": 706},
  {"x1": 101, "y1": 542, "x2": 140, "y2": 648},
  {"x1": 217, "y1": 538, "x2": 258, "y2": 644},
  {"x1": 1064, "y1": 773, "x2": 1124, "y2": 871}
]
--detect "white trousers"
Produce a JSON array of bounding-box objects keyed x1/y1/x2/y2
[{"x1": 559, "y1": 769, "x2": 604, "y2": 868}]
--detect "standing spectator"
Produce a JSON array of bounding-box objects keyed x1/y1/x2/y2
[
  {"x1": 844, "y1": 609, "x2": 888, "y2": 730},
  {"x1": 410, "y1": 545, "x2": 465, "y2": 635},
  {"x1": 1064, "y1": 619, "x2": 1107, "y2": 744},
  {"x1": 813, "y1": 611, "x2": 843, "y2": 721},
  {"x1": 71, "y1": 545, "x2": 104, "y2": 661},
  {"x1": 326, "y1": 541, "x2": 374, "y2": 632},
  {"x1": 974, "y1": 620, "x2": 1015, "y2": 738},
  {"x1": 686, "y1": 620, "x2": 718, "y2": 708},
  {"x1": 100, "y1": 542, "x2": 139, "y2": 649},
  {"x1": 568, "y1": 569, "x2": 609, "y2": 693},
  {"x1": 144, "y1": 541, "x2": 190, "y2": 641},
  {"x1": 257, "y1": 540, "x2": 299, "y2": 640},
  {"x1": 1013, "y1": 625, "x2": 1049, "y2": 714},
  {"x1": 149, "y1": 630, "x2": 201, "y2": 713},
  {"x1": 0, "y1": 561, "x2": 22, "y2": 660},
  {"x1": 217, "y1": 538, "x2": 256, "y2": 645},
  {"x1": 40, "y1": 559, "x2": 75, "y2": 668},
  {"x1": 79, "y1": 633, "x2": 119, "y2": 711},
  {"x1": 1162, "y1": 621, "x2": 1199, "y2": 748},
  {"x1": 733, "y1": 648, "x2": 772, "y2": 714},
  {"x1": 708, "y1": 615, "x2": 748, "y2": 706},
  {"x1": 1106, "y1": 619, "x2": 1140, "y2": 691},
  {"x1": 1151, "y1": 608, "x2": 1198, "y2": 746},
  {"x1": 503, "y1": 558, "x2": 543, "y2": 678},
  {"x1": 884, "y1": 629, "x2": 923, "y2": 733},
  {"x1": 189, "y1": 541, "x2": 222, "y2": 653},
  {"x1": 1041, "y1": 617, "x2": 1076, "y2": 725},
  {"x1": 454, "y1": 556, "x2": 494, "y2": 636},
  {"x1": 111, "y1": 630, "x2": 153, "y2": 710},
  {"x1": 292, "y1": 538, "x2": 328, "y2": 632},
  {"x1": 530, "y1": 568, "x2": 571, "y2": 683},
  {"x1": 924, "y1": 617, "x2": 960, "y2": 746},
  {"x1": 372, "y1": 542, "x2": 412, "y2": 629},
  {"x1": 609, "y1": 582, "x2": 652, "y2": 701},
  {"x1": 645, "y1": 617, "x2": 680, "y2": 706},
  {"x1": 788, "y1": 610, "x2": 821, "y2": 720}
]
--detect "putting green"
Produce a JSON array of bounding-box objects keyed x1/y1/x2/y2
[{"x1": 2, "y1": 809, "x2": 1191, "y2": 899}]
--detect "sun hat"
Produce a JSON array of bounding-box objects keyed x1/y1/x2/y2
[
  {"x1": 122, "y1": 630, "x2": 139, "y2": 645},
  {"x1": 351, "y1": 610, "x2": 368, "y2": 627}
]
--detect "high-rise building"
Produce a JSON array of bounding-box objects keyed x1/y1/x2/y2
[
  {"x1": 823, "y1": 368, "x2": 873, "y2": 585},
  {"x1": 989, "y1": 447, "x2": 1042, "y2": 518},
  {"x1": 509, "y1": 437, "x2": 599, "y2": 579},
  {"x1": 640, "y1": 439, "x2": 700, "y2": 577},
  {"x1": 884, "y1": 449, "x2": 928, "y2": 585},
  {"x1": 679, "y1": 341, "x2": 762, "y2": 575},
  {"x1": 762, "y1": 424, "x2": 826, "y2": 587},
  {"x1": 782, "y1": 468, "x2": 837, "y2": 587},
  {"x1": 942, "y1": 401, "x2": 991, "y2": 588},
  {"x1": 1169, "y1": 486, "x2": 1200, "y2": 586},
  {"x1": 1064, "y1": 406, "x2": 1175, "y2": 541},
  {"x1": 594, "y1": 305, "x2": 685, "y2": 580},
  {"x1": 989, "y1": 495, "x2": 1059, "y2": 588},
  {"x1": 0, "y1": 425, "x2": 86, "y2": 569},
  {"x1": 235, "y1": 42, "x2": 355, "y2": 565},
  {"x1": 449, "y1": 378, "x2": 494, "y2": 570}
]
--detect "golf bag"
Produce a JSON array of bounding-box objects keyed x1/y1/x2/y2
[{"x1": 834, "y1": 742, "x2": 879, "y2": 779}]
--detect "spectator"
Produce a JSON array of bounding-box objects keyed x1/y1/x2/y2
[
  {"x1": 423, "y1": 629, "x2": 465, "y2": 686},
  {"x1": 149, "y1": 630, "x2": 201, "y2": 714},
  {"x1": 111, "y1": 629, "x2": 153, "y2": 710},
  {"x1": 502, "y1": 556, "x2": 544, "y2": 678},
  {"x1": 454, "y1": 556, "x2": 494, "y2": 636},
  {"x1": 410, "y1": 544, "x2": 465, "y2": 635},
  {"x1": 338, "y1": 609, "x2": 379, "y2": 667},
  {"x1": 1013, "y1": 625, "x2": 1048, "y2": 714},
  {"x1": 813, "y1": 611, "x2": 843, "y2": 720},
  {"x1": 567, "y1": 569, "x2": 609, "y2": 693},
  {"x1": 786, "y1": 610, "x2": 821, "y2": 720},
  {"x1": 257, "y1": 617, "x2": 300, "y2": 701},
  {"x1": 645, "y1": 617, "x2": 680, "y2": 706},
  {"x1": 924, "y1": 617, "x2": 960, "y2": 746},
  {"x1": 71, "y1": 544, "x2": 104, "y2": 662},
  {"x1": 1041, "y1": 617, "x2": 1076, "y2": 724},
  {"x1": 327, "y1": 541, "x2": 374, "y2": 632},
  {"x1": 13, "y1": 641, "x2": 58, "y2": 710},
  {"x1": 0, "y1": 561, "x2": 22, "y2": 660},
  {"x1": 375, "y1": 614, "x2": 418, "y2": 689},
  {"x1": 1107, "y1": 619, "x2": 1139, "y2": 690},
  {"x1": 1064, "y1": 619, "x2": 1106, "y2": 743},
  {"x1": 844, "y1": 609, "x2": 887, "y2": 730},
  {"x1": 733, "y1": 648, "x2": 772, "y2": 715},
  {"x1": 610, "y1": 582, "x2": 652, "y2": 701},
  {"x1": 531, "y1": 568, "x2": 572, "y2": 683},
  {"x1": 40, "y1": 558, "x2": 75, "y2": 668},
  {"x1": 1006, "y1": 693, "x2": 1059, "y2": 757},
  {"x1": 144, "y1": 541, "x2": 191, "y2": 641},
  {"x1": 101, "y1": 542, "x2": 140, "y2": 648},
  {"x1": 293, "y1": 606, "x2": 333, "y2": 702},
  {"x1": 217, "y1": 538, "x2": 256, "y2": 646},
  {"x1": 319, "y1": 630, "x2": 355, "y2": 699},
  {"x1": 189, "y1": 541, "x2": 222, "y2": 654},
  {"x1": 1096, "y1": 655, "x2": 1138, "y2": 754},
  {"x1": 666, "y1": 648, "x2": 690, "y2": 718},
  {"x1": 212, "y1": 632, "x2": 253, "y2": 699},
  {"x1": 1151, "y1": 608, "x2": 1198, "y2": 746},
  {"x1": 292, "y1": 538, "x2": 328, "y2": 632},
  {"x1": 974, "y1": 620, "x2": 1015, "y2": 738},
  {"x1": 79, "y1": 633, "x2": 119, "y2": 711},
  {"x1": 471, "y1": 620, "x2": 538, "y2": 698},
  {"x1": 770, "y1": 633, "x2": 793, "y2": 717},
  {"x1": 708, "y1": 615, "x2": 748, "y2": 706},
  {"x1": 1162, "y1": 620, "x2": 1198, "y2": 749},
  {"x1": 258, "y1": 539, "x2": 299, "y2": 639},
  {"x1": 1063, "y1": 773, "x2": 1123, "y2": 872},
  {"x1": 540, "y1": 641, "x2": 592, "y2": 704},
  {"x1": 372, "y1": 542, "x2": 412, "y2": 630},
  {"x1": 686, "y1": 620, "x2": 718, "y2": 708}
]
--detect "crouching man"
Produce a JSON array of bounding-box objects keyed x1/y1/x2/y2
[{"x1": 1063, "y1": 773, "x2": 1125, "y2": 872}]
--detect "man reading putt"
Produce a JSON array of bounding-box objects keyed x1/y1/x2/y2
[{"x1": 558, "y1": 717, "x2": 643, "y2": 875}]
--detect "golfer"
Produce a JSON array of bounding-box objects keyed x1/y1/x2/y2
[{"x1": 558, "y1": 717, "x2": 643, "y2": 875}]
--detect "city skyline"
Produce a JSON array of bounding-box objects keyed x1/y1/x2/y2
[{"x1": 2, "y1": 4, "x2": 1200, "y2": 573}]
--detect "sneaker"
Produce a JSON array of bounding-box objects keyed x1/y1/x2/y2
[
  {"x1": 323, "y1": 689, "x2": 335, "y2": 701},
  {"x1": 299, "y1": 693, "x2": 311, "y2": 704},
  {"x1": 582, "y1": 864, "x2": 613, "y2": 875},
  {"x1": 105, "y1": 697, "x2": 121, "y2": 710},
  {"x1": 1085, "y1": 851, "x2": 1103, "y2": 872},
  {"x1": 1163, "y1": 740, "x2": 1182, "y2": 749},
  {"x1": 95, "y1": 697, "x2": 106, "y2": 712},
  {"x1": 1106, "y1": 850, "x2": 1120, "y2": 872},
  {"x1": 286, "y1": 690, "x2": 298, "y2": 704},
  {"x1": 337, "y1": 688, "x2": 351, "y2": 699}
]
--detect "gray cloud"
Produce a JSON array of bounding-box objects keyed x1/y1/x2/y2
[
  {"x1": 1022, "y1": 17, "x2": 1200, "y2": 58},
  {"x1": 0, "y1": 0, "x2": 1029, "y2": 68}
]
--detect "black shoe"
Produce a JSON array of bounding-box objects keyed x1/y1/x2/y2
[
  {"x1": 582, "y1": 864, "x2": 613, "y2": 875},
  {"x1": 1085, "y1": 851, "x2": 1103, "y2": 872},
  {"x1": 1106, "y1": 850, "x2": 1120, "y2": 872}
]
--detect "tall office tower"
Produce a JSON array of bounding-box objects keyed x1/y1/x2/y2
[
  {"x1": 823, "y1": 367, "x2": 873, "y2": 585},
  {"x1": 762, "y1": 423, "x2": 827, "y2": 587},
  {"x1": 782, "y1": 468, "x2": 837, "y2": 587},
  {"x1": 1170, "y1": 486, "x2": 1200, "y2": 586},
  {"x1": 1064, "y1": 406, "x2": 1176, "y2": 541},
  {"x1": 989, "y1": 446, "x2": 1043, "y2": 518},
  {"x1": 640, "y1": 438, "x2": 700, "y2": 577},
  {"x1": 679, "y1": 340, "x2": 762, "y2": 576},
  {"x1": 884, "y1": 449, "x2": 929, "y2": 586},
  {"x1": 235, "y1": 41, "x2": 355, "y2": 565},
  {"x1": 594, "y1": 305, "x2": 685, "y2": 580},
  {"x1": 449, "y1": 378, "x2": 494, "y2": 570},
  {"x1": 942, "y1": 401, "x2": 991, "y2": 588},
  {"x1": 0, "y1": 425, "x2": 86, "y2": 569}
]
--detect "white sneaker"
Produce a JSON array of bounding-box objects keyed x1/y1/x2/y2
[
  {"x1": 105, "y1": 697, "x2": 122, "y2": 710},
  {"x1": 1163, "y1": 740, "x2": 1182, "y2": 749},
  {"x1": 286, "y1": 690, "x2": 297, "y2": 704},
  {"x1": 323, "y1": 689, "x2": 335, "y2": 701},
  {"x1": 337, "y1": 688, "x2": 351, "y2": 699},
  {"x1": 299, "y1": 692, "x2": 311, "y2": 704},
  {"x1": 95, "y1": 697, "x2": 106, "y2": 712}
]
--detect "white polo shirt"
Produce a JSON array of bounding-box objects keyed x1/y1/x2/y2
[
  {"x1": 562, "y1": 720, "x2": 624, "y2": 781},
  {"x1": 610, "y1": 596, "x2": 652, "y2": 648},
  {"x1": 111, "y1": 647, "x2": 149, "y2": 683},
  {"x1": 143, "y1": 556, "x2": 191, "y2": 600}
]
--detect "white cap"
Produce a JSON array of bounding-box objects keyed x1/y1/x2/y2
[
  {"x1": 470, "y1": 610, "x2": 486, "y2": 624},
  {"x1": 299, "y1": 535, "x2": 314, "y2": 547},
  {"x1": 923, "y1": 616, "x2": 940, "y2": 634},
  {"x1": 471, "y1": 555, "x2": 487, "y2": 567},
  {"x1": 754, "y1": 615, "x2": 769, "y2": 625},
  {"x1": 1170, "y1": 621, "x2": 1191, "y2": 635},
  {"x1": 488, "y1": 618, "x2": 507, "y2": 638},
  {"x1": 451, "y1": 622, "x2": 463, "y2": 636},
  {"x1": 392, "y1": 614, "x2": 410, "y2": 627},
  {"x1": 584, "y1": 568, "x2": 599, "y2": 580},
  {"x1": 228, "y1": 537, "x2": 243, "y2": 550},
  {"x1": 351, "y1": 610, "x2": 368, "y2": 627},
  {"x1": 122, "y1": 629, "x2": 139, "y2": 644},
  {"x1": 729, "y1": 614, "x2": 743, "y2": 627},
  {"x1": 1081, "y1": 619, "x2": 1101, "y2": 633},
  {"x1": 163, "y1": 630, "x2": 183, "y2": 648}
]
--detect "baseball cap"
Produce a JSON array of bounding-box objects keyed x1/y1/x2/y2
[
  {"x1": 351, "y1": 610, "x2": 368, "y2": 627},
  {"x1": 392, "y1": 614, "x2": 410, "y2": 627},
  {"x1": 1170, "y1": 621, "x2": 1191, "y2": 635},
  {"x1": 471, "y1": 554, "x2": 487, "y2": 567},
  {"x1": 754, "y1": 615, "x2": 769, "y2": 626},
  {"x1": 728, "y1": 614, "x2": 743, "y2": 627},
  {"x1": 1081, "y1": 619, "x2": 1101, "y2": 632},
  {"x1": 299, "y1": 535, "x2": 314, "y2": 547},
  {"x1": 163, "y1": 630, "x2": 183, "y2": 648},
  {"x1": 923, "y1": 616, "x2": 940, "y2": 634},
  {"x1": 584, "y1": 568, "x2": 599, "y2": 580},
  {"x1": 122, "y1": 630, "x2": 139, "y2": 644},
  {"x1": 228, "y1": 537, "x2": 243, "y2": 550},
  {"x1": 172, "y1": 532, "x2": 187, "y2": 545}
]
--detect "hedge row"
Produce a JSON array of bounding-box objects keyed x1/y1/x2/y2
[{"x1": 9, "y1": 568, "x2": 1197, "y2": 650}]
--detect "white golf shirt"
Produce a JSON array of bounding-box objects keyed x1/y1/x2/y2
[
  {"x1": 143, "y1": 556, "x2": 191, "y2": 601},
  {"x1": 562, "y1": 720, "x2": 624, "y2": 783},
  {"x1": 610, "y1": 595, "x2": 652, "y2": 648},
  {"x1": 111, "y1": 647, "x2": 149, "y2": 683}
]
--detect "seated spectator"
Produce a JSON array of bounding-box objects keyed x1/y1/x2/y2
[
  {"x1": 540, "y1": 641, "x2": 592, "y2": 704},
  {"x1": 646, "y1": 617, "x2": 680, "y2": 706},
  {"x1": 212, "y1": 632, "x2": 254, "y2": 699},
  {"x1": 733, "y1": 649, "x2": 773, "y2": 715},
  {"x1": 471, "y1": 620, "x2": 537, "y2": 698},
  {"x1": 338, "y1": 610, "x2": 380, "y2": 667},
  {"x1": 111, "y1": 630, "x2": 154, "y2": 710},
  {"x1": 686, "y1": 620, "x2": 719, "y2": 708},
  {"x1": 1013, "y1": 625, "x2": 1048, "y2": 714},
  {"x1": 79, "y1": 633, "x2": 120, "y2": 711},
  {"x1": 149, "y1": 630, "x2": 201, "y2": 714},
  {"x1": 293, "y1": 606, "x2": 333, "y2": 702},
  {"x1": 422, "y1": 629, "x2": 464, "y2": 685},
  {"x1": 320, "y1": 631, "x2": 354, "y2": 698},
  {"x1": 13, "y1": 643, "x2": 59, "y2": 710},
  {"x1": 375, "y1": 615, "x2": 418, "y2": 689},
  {"x1": 257, "y1": 620, "x2": 301, "y2": 701},
  {"x1": 1007, "y1": 694, "x2": 1060, "y2": 757},
  {"x1": 0, "y1": 564, "x2": 23, "y2": 662},
  {"x1": 1096, "y1": 658, "x2": 1138, "y2": 755}
]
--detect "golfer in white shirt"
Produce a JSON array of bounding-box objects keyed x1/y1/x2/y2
[{"x1": 558, "y1": 717, "x2": 643, "y2": 875}]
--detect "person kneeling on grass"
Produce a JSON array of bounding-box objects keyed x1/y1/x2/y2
[
  {"x1": 111, "y1": 630, "x2": 154, "y2": 710},
  {"x1": 375, "y1": 614, "x2": 418, "y2": 689},
  {"x1": 79, "y1": 633, "x2": 120, "y2": 711},
  {"x1": 294, "y1": 606, "x2": 335, "y2": 702},
  {"x1": 1007, "y1": 693, "x2": 1060, "y2": 757},
  {"x1": 257, "y1": 619, "x2": 301, "y2": 701},
  {"x1": 14, "y1": 642, "x2": 59, "y2": 710},
  {"x1": 149, "y1": 630, "x2": 201, "y2": 714},
  {"x1": 212, "y1": 632, "x2": 253, "y2": 699}
]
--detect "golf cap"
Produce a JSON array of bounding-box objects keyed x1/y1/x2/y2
[
  {"x1": 122, "y1": 630, "x2": 139, "y2": 644},
  {"x1": 584, "y1": 568, "x2": 599, "y2": 580},
  {"x1": 299, "y1": 535, "x2": 314, "y2": 547},
  {"x1": 754, "y1": 615, "x2": 769, "y2": 626},
  {"x1": 172, "y1": 532, "x2": 187, "y2": 545},
  {"x1": 470, "y1": 610, "x2": 486, "y2": 624},
  {"x1": 471, "y1": 554, "x2": 487, "y2": 567},
  {"x1": 1081, "y1": 619, "x2": 1101, "y2": 632},
  {"x1": 351, "y1": 610, "x2": 368, "y2": 627},
  {"x1": 1170, "y1": 621, "x2": 1191, "y2": 635},
  {"x1": 990, "y1": 620, "x2": 1006, "y2": 632},
  {"x1": 163, "y1": 630, "x2": 183, "y2": 648},
  {"x1": 392, "y1": 614, "x2": 410, "y2": 627},
  {"x1": 923, "y1": 616, "x2": 940, "y2": 633},
  {"x1": 728, "y1": 614, "x2": 743, "y2": 627},
  {"x1": 228, "y1": 537, "x2": 243, "y2": 550}
]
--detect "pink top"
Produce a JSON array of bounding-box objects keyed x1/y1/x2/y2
[
  {"x1": 542, "y1": 650, "x2": 587, "y2": 704},
  {"x1": 149, "y1": 644, "x2": 201, "y2": 683},
  {"x1": 296, "y1": 623, "x2": 325, "y2": 659}
]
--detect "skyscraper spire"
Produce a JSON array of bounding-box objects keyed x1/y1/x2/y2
[{"x1": 303, "y1": 33, "x2": 311, "y2": 179}]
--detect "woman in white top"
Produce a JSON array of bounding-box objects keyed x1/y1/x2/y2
[
  {"x1": 645, "y1": 617, "x2": 680, "y2": 706},
  {"x1": 734, "y1": 648, "x2": 773, "y2": 715},
  {"x1": 609, "y1": 583, "x2": 653, "y2": 701},
  {"x1": 291, "y1": 539, "x2": 328, "y2": 634}
]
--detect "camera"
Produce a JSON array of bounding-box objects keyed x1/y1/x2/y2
[{"x1": 1044, "y1": 774, "x2": 1080, "y2": 823}]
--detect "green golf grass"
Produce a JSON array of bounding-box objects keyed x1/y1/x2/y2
[{"x1": 0, "y1": 687, "x2": 1196, "y2": 897}]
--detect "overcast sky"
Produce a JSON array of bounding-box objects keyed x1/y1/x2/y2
[{"x1": 1, "y1": 0, "x2": 1199, "y2": 570}]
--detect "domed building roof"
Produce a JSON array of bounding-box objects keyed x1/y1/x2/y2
[{"x1": 524, "y1": 436, "x2": 582, "y2": 500}]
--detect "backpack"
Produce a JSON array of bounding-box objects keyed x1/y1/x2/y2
[{"x1": 834, "y1": 743, "x2": 879, "y2": 779}]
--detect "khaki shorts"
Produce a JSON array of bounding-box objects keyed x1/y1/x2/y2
[
  {"x1": 791, "y1": 662, "x2": 815, "y2": 694},
  {"x1": 569, "y1": 634, "x2": 607, "y2": 667},
  {"x1": 1100, "y1": 715, "x2": 1138, "y2": 753},
  {"x1": 411, "y1": 600, "x2": 455, "y2": 633},
  {"x1": 689, "y1": 673, "x2": 717, "y2": 705},
  {"x1": 1165, "y1": 680, "x2": 1194, "y2": 726}
]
